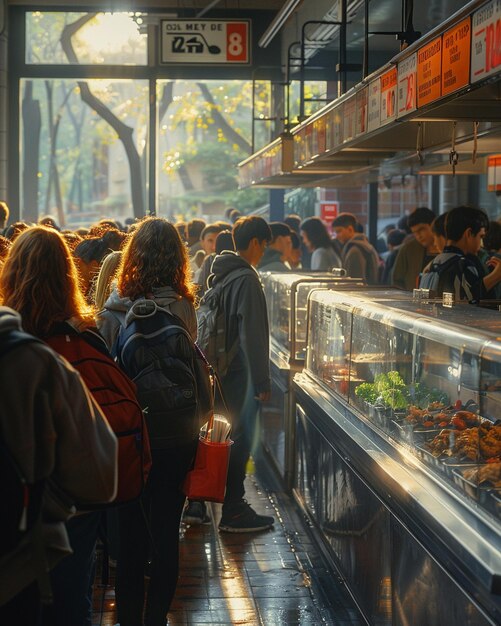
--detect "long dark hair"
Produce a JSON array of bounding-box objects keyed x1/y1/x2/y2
[{"x1": 300, "y1": 217, "x2": 332, "y2": 250}]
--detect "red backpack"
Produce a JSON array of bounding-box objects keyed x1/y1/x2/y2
[{"x1": 46, "y1": 325, "x2": 152, "y2": 505}]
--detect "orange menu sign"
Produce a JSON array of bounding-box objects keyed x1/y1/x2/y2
[
  {"x1": 442, "y1": 17, "x2": 471, "y2": 96},
  {"x1": 417, "y1": 37, "x2": 442, "y2": 106}
]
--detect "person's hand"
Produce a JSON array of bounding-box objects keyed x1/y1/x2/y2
[
  {"x1": 256, "y1": 391, "x2": 271, "y2": 402},
  {"x1": 487, "y1": 256, "x2": 501, "y2": 276}
]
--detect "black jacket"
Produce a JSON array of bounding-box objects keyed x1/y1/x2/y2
[{"x1": 209, "y1": 251, "x2": 271, "y2": 394}]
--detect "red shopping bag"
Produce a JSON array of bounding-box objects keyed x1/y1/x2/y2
[{"x1": 182, "y1": 433, "x2": 233, "y2": 503}]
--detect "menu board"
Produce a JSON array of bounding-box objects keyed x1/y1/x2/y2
[
  {"x1": 442, "y1": 17, "x2": 471, "y2": 95},
  {"x1": 471, "y1": 0, "x2": 501, "y2": 83},
  {"x1": 343, "y1": 97, "x2": 357, "y2": 143},
  {"x1": 417, "y1": 37, "x2": 442, "y2": 106},
  {"x1": 380, "y1": 68, "x2": 398, "y2": 124},
  {"x1": 397, "y1": 53, "x2": 417, "y2": 117},
  {"x1": 314, "y1": 115, "x2": 327, "y2": 156},
  {"x1": 293, "y1": 131, "x2": 304, "y2": 167},
  {"x1": 367, "y1": 78, "x2": 381, "y2": 132},
  {"x1": 356, "y1": 87, "x2": 368, "y2": 136}
]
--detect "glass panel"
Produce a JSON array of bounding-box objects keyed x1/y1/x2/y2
[
  {"x1": 156, "y1": 79, "x2": 270, "y2": 220},
  {"x1": 26, "y1": 12, "x2": 147, "y2": 65},
  {"x1": 307, "y1": 298, "x2": 352, "y2": 401},
  {"x1": 20, "y1": 78, "x2": 149, "y2": 226}
]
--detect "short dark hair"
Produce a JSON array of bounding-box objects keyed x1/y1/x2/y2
[
  {"x1": 187, "y1": 218, "x2": 206, "y2": 239},
  {"x1": 397, "y1": 215, "x2": 410, "y2": 233},
  {"x1": 232, "y1": 216, "x2": 271, "y2": 251},
  {"x1": 269, "y1": 222, "x2": 292, "y2": 243},
  {"x1": 201, "y1": 224, "x2": 223, "y2": 240},
  {"x1": 407, "y1": 207, "x2": 435, "y2": 228},
  {"x1": 290, "y1": 231, "x2": 300, "y2": 250},
  {"x1": 483, "y1": 220, "x2": 501, "y2": 251},
  {"x1": 215, "y1": 230, "x2": 235, "y2": 254},
  {"x1": 300, "y1": 217, "x2": 332, "y2": 249},
  {"x1": 387, "y1": 229, "x2": 406, "y2": 247},
  {"x1": 331, "y1": 212, "x2": 357, "y2": 229},
  {"x1": 284, "y1": 214, "x2": 301, "y2": 234},
  {"x1": 431, "y1": 213, "x2": 447, "y2": 238},
  {"x1": 445, "y1": 205, "x2": 489, "y2": 241},
  {"x1": 229, "y1": 209, "x2": 242, "y2": 224}
]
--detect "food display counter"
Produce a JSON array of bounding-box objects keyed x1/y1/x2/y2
[
  {"x1": 293, "y1": 289, "x2": 501, "y2": 625},
  {"x1": 259, "y1": 271, "x2": 402, "y2": 490},
  {"x1": 259, "y1": 272, "x2": 367, "y2": 488}
]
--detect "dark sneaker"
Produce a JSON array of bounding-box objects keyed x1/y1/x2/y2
[
  {"x1": 219, "y1": 500, "x2": 274, "y2": 533},
  {"x1": 183, "y1": 500, "x2": 210, "y2": 524}
]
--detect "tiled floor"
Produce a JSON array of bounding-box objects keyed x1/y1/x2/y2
[{"x1": 92, "y1": 471, "x2": 362, "y2": 626}]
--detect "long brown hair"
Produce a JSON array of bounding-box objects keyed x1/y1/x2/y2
[
  {"x1": 117, "y1": 217, "x2": 196, "y2": 302},
  {"x1": 0, "y1": 226, "x2": 94, "y2": 336}
]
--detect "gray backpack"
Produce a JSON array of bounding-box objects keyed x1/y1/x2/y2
[{"x1": 197, "y1": 267, "x2": 255, "y2": 376}]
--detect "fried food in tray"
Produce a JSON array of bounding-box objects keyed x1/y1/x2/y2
[
  {"x1": 462, "y1": 463, "x2": 501, "y2": 489},
  {"x1": 425, "y1": 423, "x2": 501, "y2": 462},
  {"x1": 404, "y1": 405, "x2": 480, "y2": 431}
]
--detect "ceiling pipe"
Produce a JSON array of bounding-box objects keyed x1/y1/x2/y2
[{"x1": 258, "y1": 0, "x2": 304, "y2": 48}]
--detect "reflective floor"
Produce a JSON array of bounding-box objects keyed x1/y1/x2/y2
[{"x1": 92, "y1": 469, "x2": 363, "y2": 625}]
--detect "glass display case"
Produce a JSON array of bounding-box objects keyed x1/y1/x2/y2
[
  {"x1": 260, "y1": 271, "x2": 364, "y2": 363},
  {"x1": 305, "y1": 290, "x2": 501, "y2": 522}
]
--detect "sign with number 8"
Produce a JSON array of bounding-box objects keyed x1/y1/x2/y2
[{"x1": 227, "y1": 23, "x2": 248, "y2": 62}]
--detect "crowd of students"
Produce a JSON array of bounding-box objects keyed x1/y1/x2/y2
[{"x1": 2, "y1": 200, "x2": 501, "y2": 626}]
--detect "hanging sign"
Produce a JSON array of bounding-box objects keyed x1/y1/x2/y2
[
  {"x1": 471, "y1": 0, "x2": 501, "y2": 83},
  {"x1": 442, "y1": 17, "x2": 471, "y2": 95},
  {"x1": 330, "y1": 104, "x2": 344, "y2": 148},
  {"x1": 367, "y1": 78, "x2": 381, "y2": 132},
  {"x1": 160, "y1": 20, "x2": 250, "y2": 64},
  {"x1": 487, "y1": 154, "x2": 501, "y2": 191},
  {"x1": 356, "y1": 87, "x2": 368, "y2": 136},
  {"x1": 417, "y1": 36, "x2": 442, "y2": 106},
  {"x1": 380, "y1": 68, "x2": 398, "y2": 125},
  {"x1": 343, "y1": 97, "x2": 357, "y2": 143},
  {"x1": 397, "y1": 53, "x2": 417, "y2": 117}
]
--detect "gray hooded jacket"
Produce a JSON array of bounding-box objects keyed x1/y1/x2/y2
[
  {"x1": 208, "y1": 251, "x2": 271, "y2": 394},
  {"x1": 97, "y1": 285, "x2": 197, "y2": 351},
  {"x1": 342, "y1": 234, "x2": 380, "y2": 283}
]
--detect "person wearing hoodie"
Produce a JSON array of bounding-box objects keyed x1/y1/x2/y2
[
  {"x1": 332, "y1": 213, "x2": 380, "y2": 283},
  {"x1": 0, "y1": 226, "x2": 119, "y2": 626},
  {"x1": 0, "y1": 306, "x2": 117, "y2": 626},
  {"x1": 97, "y1": 217, "x2": 197, "y2": 626},
  {"x1": 203, "y1": 216, "x2": 275, "y2": 532},
  {"x1": 257, "y1": 221, "x2": 292, "y2": 272}
]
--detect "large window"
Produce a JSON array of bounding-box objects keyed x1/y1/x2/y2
[
  {"x1": 25, "y1": 12, "x2": 147, "y2": 65},
  {"x1": 20, "y1": 78, "x2": 149, "y2": 226}
]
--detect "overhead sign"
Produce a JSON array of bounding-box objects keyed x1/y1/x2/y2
[
  {"x1": 343, "y1": 97, "x2": 357, "y2": 143},
  {"x1": 160, "y1": 20, "x2": 250, "y2": 64},
  {"x1": 367, "y1": 79, "x2": 381, "y2": 132},
  {"x1": 442, "y1": 17, "x2": 471, "y2": 95},
  {"x1": 417, "y1": 36, "x2": 442, "y2": 106},
  {"x1": 397, "y1": 53, "x2": 417, "y2": 117},
  {"x1": 380, "y1": 68, "x2": 398, "y2": 125},
  {"x1": 356, "y1": 87, "x2": 368, "y2": 136},
  {"x1": 471, "y1": 0, "x2": 501, "y2": 83}
]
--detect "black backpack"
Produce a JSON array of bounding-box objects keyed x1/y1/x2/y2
[
  {"x1": 0, "y1": 328, "x2": 51, "y2": 602},
  {"x1": 114, "y1": 299, "x2": 213, "y2": 450}
]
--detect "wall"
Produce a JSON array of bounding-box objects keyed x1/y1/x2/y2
[{"x1": 0, "y1": 13, "x2": 7, "y2": 203}]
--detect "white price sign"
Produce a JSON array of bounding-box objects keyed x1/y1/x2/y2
[
  {"x1": 397, "y1": 53, "x2": 417, "y2": 117},
  {"x1": 367, "y1": 79, "x2": 381, "y2": 132},
  {"x1": 471, "y1": 0, "x2": 501, "y2": 82},
  {"x1": 343, "y1": 97, "x2": 357, "y2": 143},
  {"x1": 161, "y1": 20, "x2": 250, "y2": 64}
]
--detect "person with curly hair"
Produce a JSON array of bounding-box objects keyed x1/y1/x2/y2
[{"x1": 97, "y1": 217, "x2": 197, "y2": 626}]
